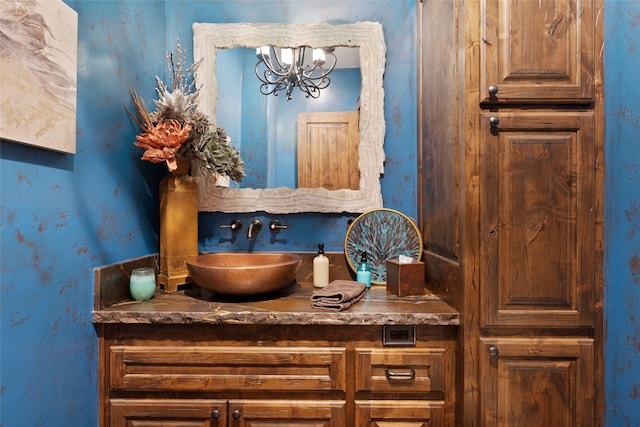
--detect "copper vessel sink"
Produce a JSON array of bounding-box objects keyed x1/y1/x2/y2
[{"x1": 186, "y1": 252, "x2": 302, "y2": 296}]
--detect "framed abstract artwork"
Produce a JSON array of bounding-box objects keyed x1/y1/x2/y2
[{"x1": 0, "y1": 0, "x2": 78, "y2": 154}]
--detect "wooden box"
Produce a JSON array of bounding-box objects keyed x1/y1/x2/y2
[{"x1": 386, "y1": 259, "x2": 426, "y2": 296}]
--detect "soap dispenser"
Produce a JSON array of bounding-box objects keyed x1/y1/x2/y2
[
  {"x1": 313, "y1": 243, "x2": 329, "y2": 288},
  {"x1": 356, "y1": 251, "x2": 371, "y2": 288}
]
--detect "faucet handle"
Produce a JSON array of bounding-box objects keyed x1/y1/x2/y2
[
  {"x1": 269, "y1": 220, "x2": 288, "y2": 232},
  {"x1": 219, "y1": 220, "x2": 243, "y2": 232}
]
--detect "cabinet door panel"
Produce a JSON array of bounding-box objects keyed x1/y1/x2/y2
[
  {"x1": 479, "y1": 338, "x2": 594, "y2": 427},
  {"x1": 110, "y1": 399, "x2": 226, "y2": 427},
  {"x1": 355, "y1": 400, "x2": 445, "y2": 427},
  {"x1": 479, "y1": 112, "x2": 595, "y2": 327},
  {"x1": 228, "y1": 399, "x2": 345, "y2": 427},
  {"x1": 480, "y1": 0, "x2": 595, "y2": 103}
]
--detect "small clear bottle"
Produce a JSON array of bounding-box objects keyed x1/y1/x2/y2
[
  {"x1": 356, "y1": 251, "x2": 371, "y2": 288},
  {"x1": 313, "y1": 243, "x2": 329, "y2": 288}
]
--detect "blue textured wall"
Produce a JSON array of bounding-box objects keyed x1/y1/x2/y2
[
  {"x1": 604, "y1": 2, "x2": 640, "y2": 425},
  {"x1": 0, "y1": 1, "x2": 416, "y2": 425},
  {"x1": 2, "y1": 0, "x2": 637, "y2": 425},
  {"x1": 1, "y1": 1, "x2": 167, "y2": 424}
]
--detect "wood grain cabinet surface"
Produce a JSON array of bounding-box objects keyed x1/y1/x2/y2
[
  {"x1": 355, "y1": 400, "x2": 446, "y2": 426},
  {"x1": 109, "y1": 398, "x2": 345, "y2": 427},
  {"x1": 479, "y1": 337, "x2": 595, "y2": 427},
  {"x1": 478, "y1": 111, "x2": 596, "y2": 328},
  {"x1": 418, "y1": 0, "x2": 603, "y2": 425},
  {"x1": 109, "y1": 345, "x2": 347, "y2": 392},
  {"x1": 479, "y1": 0, "x2": 596, "y2": 104},
  {"x1": 100, "y1": 324, "x2": 456, "y2": 427},
  {"x1": 355, "y1": 348, "x2": 445, "y2": 394}
]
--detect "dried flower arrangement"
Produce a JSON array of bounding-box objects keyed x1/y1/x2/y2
[{"x1": 126, "y1": 40, "x2": 244, "y2": 183}]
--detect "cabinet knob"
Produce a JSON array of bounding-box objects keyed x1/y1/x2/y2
[
  {"x1": 232, "y1": 409, "x2": 241, "y2": 420},
  {"x1": 488, "y1": 85, "x2": 499, "y2": 96},
  {"x1": 211, "y1": 409, "x2": 220, "y2": 419},
  {"x1": 489, "y1": 346, "x2": 499, "y2": 357},
  {"x1": 489, "y1": 116, "x2": 500, "y2": 127}
]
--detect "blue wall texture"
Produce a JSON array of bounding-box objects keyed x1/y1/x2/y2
[
  {"x1": 1, "y1": 1, "x2": 166, "y2": 425},
  {"x1": 0, "y1": 1, "x2": 638, "y2": 425},
  {"x1": 0, "y1": 1, "x2": 416, "y2": 425},
  {"x1": 604, "y1": 2, "x2": 640, "y2": 425}
]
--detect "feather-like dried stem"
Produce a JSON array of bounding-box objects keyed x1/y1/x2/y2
[{"x1": 126, "y1": 89, "x2": 152, "y2": 132}]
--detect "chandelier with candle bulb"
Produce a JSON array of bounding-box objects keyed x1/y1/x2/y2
[{"x1": 255, "y1": 46, "x2": 337, "y2": 101}]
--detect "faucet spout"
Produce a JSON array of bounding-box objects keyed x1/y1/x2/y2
[{"x1": 247, "y1": 219, "x2": 262, "y2": 240}]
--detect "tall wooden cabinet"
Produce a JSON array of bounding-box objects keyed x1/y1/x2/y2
[{"x1": 418, "y1": 0, "x2": 604, "y2": 425}]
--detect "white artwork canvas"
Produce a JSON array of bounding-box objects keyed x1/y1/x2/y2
[{"x1": 0, "y1": 0, "x2": 78, "y2": 154}]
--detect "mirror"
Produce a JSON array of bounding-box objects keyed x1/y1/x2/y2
[
  {"x1": 216, "y1": 46, "x2": 362, "y2": 190},
  {"x1": 193, "y1": 22, "x2": 386, "y2": 213}
]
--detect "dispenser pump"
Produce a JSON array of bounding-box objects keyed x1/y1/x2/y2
[
  {"x1": 313, "y1": 243, "x2": 329, "y2": 288},
  {"x1": 356, "y1": 251, "x2": 371, "y2": 288}
]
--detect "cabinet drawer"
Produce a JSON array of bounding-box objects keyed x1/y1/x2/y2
[
  {"x1": 355, "y1": 400, "x2": 445, "y2": 427},
  {"x1": 355, "y1": 348, "x2": 445, "y2": 393},
  {"x1": 110, "y1": 345, "x2": 347, "y2": 392}
]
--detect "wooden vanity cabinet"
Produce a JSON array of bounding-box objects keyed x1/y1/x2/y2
[
  {"x1": 100, "y1": 324, "x2": 456, "y2": 427},
  {"x1": 418, "y1": 0, "x2": 603, "y2": 425}
]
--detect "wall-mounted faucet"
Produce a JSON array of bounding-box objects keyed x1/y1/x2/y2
[{"x1": 247, "y1": 219, "x2": 262, "y2": 240}]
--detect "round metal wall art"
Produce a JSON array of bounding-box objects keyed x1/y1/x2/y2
[{"x1": 344, "y1": 208, "x2": 423, "y2": 285}]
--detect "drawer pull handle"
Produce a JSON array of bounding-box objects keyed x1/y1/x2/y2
[{"x1": 385, "y1": 368, "x2": 416, "y2": 380}]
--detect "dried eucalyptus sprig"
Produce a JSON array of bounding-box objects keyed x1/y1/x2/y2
[{"x1": 166, "y1": 39, "x2": 201, "y2": 96}]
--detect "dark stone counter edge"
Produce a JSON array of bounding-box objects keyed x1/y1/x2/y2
[{"x1": 92, "y1": 311, "x2": 460, "y2": 326}]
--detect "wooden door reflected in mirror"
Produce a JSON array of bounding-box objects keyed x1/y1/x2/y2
[{"x1": 297, "y1": 111, "x2": 359, "y2": 191}]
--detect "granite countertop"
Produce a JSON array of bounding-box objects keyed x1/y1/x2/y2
[{"x1": 93, "y1": 254, "x2": 460, "y2": 326}]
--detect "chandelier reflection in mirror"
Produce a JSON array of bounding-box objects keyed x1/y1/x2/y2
[{"x1": 255, "y1": 46, "x2": 337, "y2": 101}]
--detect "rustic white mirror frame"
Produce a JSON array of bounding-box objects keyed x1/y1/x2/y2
[{"x1": 192, "y1": 22, "x2": 386, "y2": 213}]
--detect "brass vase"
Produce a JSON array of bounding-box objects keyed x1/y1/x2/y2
[{"x1": 157, "y1": 159, "x2": 198, "y2": 292}]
